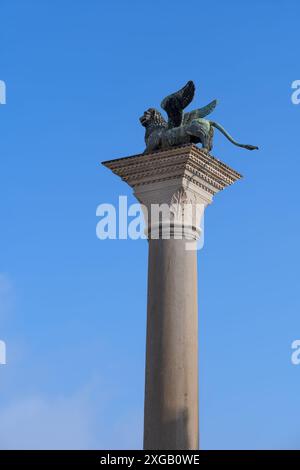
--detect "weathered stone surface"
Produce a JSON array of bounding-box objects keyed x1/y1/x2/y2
[{"x1": 102, "y1": 144, "x2": 241, "y2": 199}]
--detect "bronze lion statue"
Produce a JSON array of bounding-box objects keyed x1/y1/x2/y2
[{"x1": 140, "y1": 81, "x2": 258, "y2": 154}]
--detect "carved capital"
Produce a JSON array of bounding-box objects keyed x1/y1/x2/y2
[{"x1": 102, "y1": 145, "x2": 242, "y2": 240}]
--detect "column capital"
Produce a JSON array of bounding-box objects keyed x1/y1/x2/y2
[
  {"x1": 102, "y1": 144, "x2": 241, "y2": 201},
  {"x1": 102, "y1": 144, "x2": 242, "y2": 239}
]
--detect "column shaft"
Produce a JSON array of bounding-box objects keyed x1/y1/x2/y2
[{"x1": 143, "y1": 238, "x2": 199, "y2": 450}]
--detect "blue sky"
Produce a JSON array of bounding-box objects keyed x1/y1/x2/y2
[{"x1": 0, "y1": 0, "x2": 300, "y2": 449}]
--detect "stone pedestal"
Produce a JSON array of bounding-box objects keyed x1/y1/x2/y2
[{"x1": 102, "y1": 144, "x2": 241, "y2": 450}]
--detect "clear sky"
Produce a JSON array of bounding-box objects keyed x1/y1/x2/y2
[{"x1": 0, "y1": 0, "x2": 300, "y2": 450}]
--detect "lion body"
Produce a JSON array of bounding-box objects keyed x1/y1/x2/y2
[{"x1": 141, "y1": 108, "x2": 213, "y2": 154}]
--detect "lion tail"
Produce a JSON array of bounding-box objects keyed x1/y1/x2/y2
[{"x1": 210, "y1": 121, "x2": 258, "y2": 150}]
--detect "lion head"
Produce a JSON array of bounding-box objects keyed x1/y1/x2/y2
[{"x1": 139, "y1": 108, "x2": 167, "y2": 128}]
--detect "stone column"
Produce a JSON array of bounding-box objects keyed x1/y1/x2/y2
[
  {"x1": 144, "y1": 237, "x2": 199, "y2": 449},
  {"x1": 102, "y1": 144, "x2": 242, "y2": 450}
]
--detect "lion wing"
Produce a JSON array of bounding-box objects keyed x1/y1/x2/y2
[
  {"x1": 183, "y1": 99, "x2": 218, "y2": 126},
  {"x1": 161, "y1": 81, "x2": 195, "y2": 128}
]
